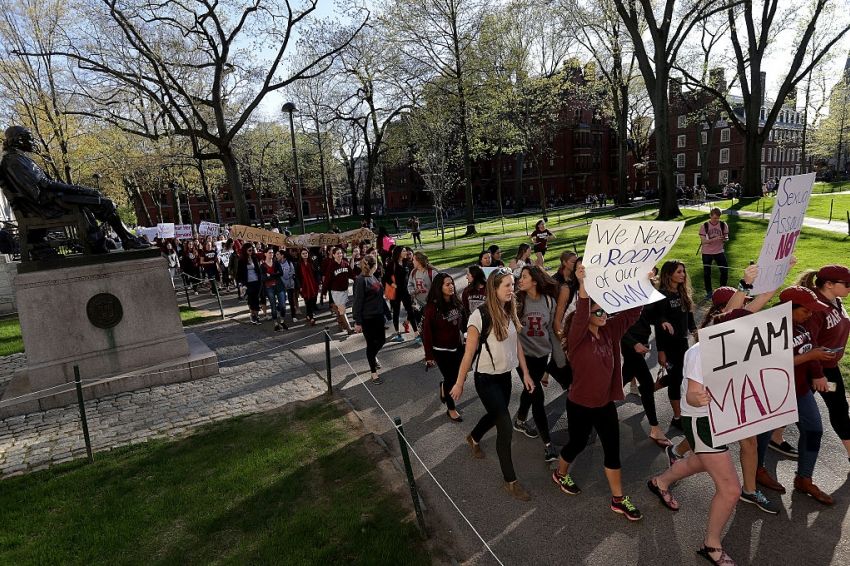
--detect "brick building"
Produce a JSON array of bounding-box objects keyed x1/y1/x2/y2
[{"x1": 658, "y1": 71, "x2": 805, "y2": 191}]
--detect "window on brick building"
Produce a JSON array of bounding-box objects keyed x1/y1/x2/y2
[
  {"x1": 761, "y1": 148, "x2": 765, "y2": 162},
  {"x1": 676, "y1": 174, "x2": 685, "y2": 187},
  {"x1": 677, "y1": 134, "x2": 686, "y2": 148},
  {"x1": 719, "y1": 148, "x2": 730, "y2": 164},
  {"x1": 697, "y1": 152, "x2": 701, "y2": 166},
  {"x1": 701, "y1": 131, "x2": 707, "y2": 145},
  {"x1": 678, "y1": 115, "x2": 686, "y2": 128},
  {"x1": 720, "y1": 128, "x2": 730, "y2": 142},
  {"x1": 676, "y1": 153, "x2": 685, "y2": 168},
  {"x1": 719, "y1": 169, "x2": 729, "y2": 184}
]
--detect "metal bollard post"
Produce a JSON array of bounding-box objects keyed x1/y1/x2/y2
[
  {"x1": 184, "y1": 282, "x2": 192, "y2": 309},
  {"x1": 846, "y1": 211, "x2": 849, "y2": 235},
  {"x1": 394, "y1": 416, "x2": 426, "y2": 534},
  {"x1": 213, "y1": 280, "x2": 225, "y2": 320},
  {"x1": 482, "y1": 237, "x2": 486, "y2": 251},
  {"x1": 73, "y1": 366, "x2": 94, "y2": 464},
  {"x1": 525, "y1": 217, "x2": 529, "y2": 235},
  {"x1": 324, "y1": 328, "x2": 333, "y2": 396},
  {"x1": 501, "y1": 216, "x2": 505, "y2": 234},
  {"x1": 829, "y1": 199, "x2": 834, "y2": 223}
]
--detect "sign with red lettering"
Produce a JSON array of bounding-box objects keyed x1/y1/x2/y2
[
  {"x1": 753, "y1": 173, "x2": 815, "y2": 293},
  {"x1": 583, "y1": 220, "x2": 684, "y2": 313},
  {"x1": 701, "y1": 303, "x2": 796, "y2": 445}
]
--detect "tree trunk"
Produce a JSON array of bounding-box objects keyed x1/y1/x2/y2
[
  {"x1": 346, "y1": 160, "x2": 359, "y2": 216},
  {"x1": 219, "y1": 147, "x2": 249, "y2": 224},
  {"x1": 314, "y1": 117, "x2": 332, "y2": 221},
  {"x1": 653, "y1": 92, "x2": 680, "y2": 219},
  {"x1": 744, "y1": 135, "x2": 764, "y2": 199},
  {"x1": 617, "y1": 114, "x2": 629, "y2": 205},
  {"x1": 495, "y1": 148, "x2": 504, "y2": 218},
  {"x1": 537, "y1": 161, "x2": 547, "y2": 216}
]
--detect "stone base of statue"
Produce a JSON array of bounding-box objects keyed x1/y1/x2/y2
[{"x1": 0, "y1": 250, "x2": 218, "y2": 418}]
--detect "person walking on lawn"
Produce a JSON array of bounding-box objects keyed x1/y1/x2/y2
[{"x1": 699, "y1": 207, "x2": 730, "y2": 299}]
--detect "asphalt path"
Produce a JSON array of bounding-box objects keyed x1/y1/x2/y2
[{"x1": 254, "y1": 271, "x2": 850, "y2": 566}]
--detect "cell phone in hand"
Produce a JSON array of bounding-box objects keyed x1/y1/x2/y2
[{"x1": 824, "y1": 347, "x2": 844, "y2": 354}]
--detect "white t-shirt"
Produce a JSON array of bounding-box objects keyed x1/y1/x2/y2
[
  {"x1": 468, "y1": 308, "x2": 519, "y2": 375},
  {"x1": 680, "y1": 343, "x2": 707, "y2": 417}
]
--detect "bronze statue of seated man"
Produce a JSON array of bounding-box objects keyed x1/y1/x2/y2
[{"x1": 0, "y1": 126, "x2": 149, "y2": 256}]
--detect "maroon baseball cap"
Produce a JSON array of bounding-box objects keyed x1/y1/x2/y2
[
  {"x1": 711, "y1": 286, "x2": 737, "y2": 307},
  {"x1": 713, "y1": 308, "x2": 752, "y2": 324},
  {"x1": 817, "y1": 265, "x2": 850, "y2": 283},
  {"x1": 779, "y1": 286, "x2": 830, "y2": 312}
]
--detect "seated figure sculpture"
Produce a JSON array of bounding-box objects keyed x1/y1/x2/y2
[{"x1": 0, "y1": 126, "x2": 149, "y2": 258}]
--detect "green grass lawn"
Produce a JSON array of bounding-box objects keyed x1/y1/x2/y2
[
  {"x1": 708, "y1": 193, "x2": 850, "y2": 224},
  {"x1": 0, "y1": 307, "x2": 218, "y2": 356},
  {"x1": 0, "y1": 402, "x2": 431, "y2": 566},
  {"x1": 814, "y1": 180, "x2": 850, "y2": 194}
]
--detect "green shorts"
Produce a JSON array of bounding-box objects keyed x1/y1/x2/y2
[{"x1": 682, "y1": 416, "x2": 728, "y2": 454}]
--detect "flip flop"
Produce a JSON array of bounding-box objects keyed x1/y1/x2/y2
[
  {"x1": 651, "y1": 436, "x2": 673, "y2": 448},
  {"x1": 697, "y1": 546, "x2": 736, "y2": 565},
  {"x1": 647, "y1": 478, "x2": 679, "y2": 511}
]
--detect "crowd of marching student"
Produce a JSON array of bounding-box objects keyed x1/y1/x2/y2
[{"x1": 161, "y1": 216, "x2": 848, "y2": 566}]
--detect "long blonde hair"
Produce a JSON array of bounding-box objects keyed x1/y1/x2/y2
[{"x1": 484, "y1": 268, "x2": 520, "y2": 341}]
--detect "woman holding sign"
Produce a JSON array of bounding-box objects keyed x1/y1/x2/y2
[
  {"x1": 654, "y1": 260, "x2": 697, "y2": 431},
  {"x1": 798, "y1": 265, "x2": 850, "y2": 462},
  {"x1": 551, "y1": 265, "x2": 644, "y2": 521}
]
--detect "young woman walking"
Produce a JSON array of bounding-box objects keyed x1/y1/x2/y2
[
  {"x1": 654, "y1": 260, "x2": 697, "y2": 430},
  {"x1": 261, "y1": 247, "x2": 286, "y2": 331},
  {"x1": 450, "y1": 268, "x2": 535, "y2": 501},
  {"x1": 530, "y1": 219, "x2": 553, "y2": 267},
  {"x1": 236, "y1": 243, "x2": 263, "y2": 325},
  {"x1": 509, "y1": 243, "x2": 532, "y2": 278},
  {"x1": 799, "y1": 264, "x2": 850, "y2": 462},
  {"x1": 384, "y1": 246, "x2": 416, "y2": 343},
  {"x1": 552, "y1": 265, "x2": 644, "y2": 521},
  {"x1": 352, "y1": 255, "x2": 388, "y2": 384},
  {"x1": 322, "y1": 246, "x2": 354, "y2": 334},
  {"x1": 408, "y1": 251, "x2": 437, "y2": 347},
  {"x1": 276, "y1": 248, "x2": 299, "y2": 322},
  {"x1": 513, "y1": 266, "x2": 561, "y2": 462},
  {"x1": 462, "y1": 265, "x2": 487, "y2": 317},
  {"x1": 423, "y1": 273, "x2": 466, "y2": 422},
  {"x1": 297, "y1": 248, "x2": 319, "y2": 326}
]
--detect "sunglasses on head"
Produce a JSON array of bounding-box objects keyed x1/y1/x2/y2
[{"x1": 591, "y1": 308, "x2": 607, "y2": 317}]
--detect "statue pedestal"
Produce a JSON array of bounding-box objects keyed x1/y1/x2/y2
[{"x1": 0, "y1": 253, "x2": 218, "y2": 417}]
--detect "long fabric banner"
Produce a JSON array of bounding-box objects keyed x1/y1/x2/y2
[
  {"x1": 583, "y1": 219, "x2": 685, "y2": 313},
  {"x1": 700, "y1": 303, "x2": 797, "y2": 445},
  {"x1": 229, "y1": 225, "x2": 375, "y2": 248},
  {"x1": 752, "y1": 173, "x2": 816, "y2": 293}
]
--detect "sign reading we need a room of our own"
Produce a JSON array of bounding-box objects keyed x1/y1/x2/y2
[
  {"x1": 583, "y1": 219, "x2": 684, "y2": 313},
  {"x1": 752, "y1": 173, "x2": 816, "y2": 294},
  {"x1": 701, "y1": 303, "x2": 797, "y2": 445}
]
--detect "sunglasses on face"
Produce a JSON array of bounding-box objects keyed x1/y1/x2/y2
[{"x1": 591, "y1": 309, "x2": 607, "y2": 317}]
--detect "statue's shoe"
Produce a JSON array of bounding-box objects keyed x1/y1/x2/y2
[{"x1": 122, "y1": 237, "x2": 152, "y2": 250}]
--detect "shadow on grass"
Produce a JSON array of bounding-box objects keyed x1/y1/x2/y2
[{"x1": 0, "y1": 402, "x2": 430, "y2": 566}]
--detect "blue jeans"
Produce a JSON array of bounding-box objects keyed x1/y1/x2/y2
[
  {"x1": 263, "y1": 287, "x2": 280, "y2": 320},
  {"x1": 756, "y1": 390, "x2": 822, "y2": 478}
]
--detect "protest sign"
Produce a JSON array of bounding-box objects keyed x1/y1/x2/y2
[
  {"x1": 198, "y1": 221, "x2": 220, "y2": 237},
  {"x1": 701, "y1": 303, "x2": 796, "y2": 445},
  {"x1": 752, "y1": 173, "x2": 816, "y2": 293},
  {"x1": 157, "y1": 223, "x2": 175, "y2": 239},
  {"x1": 481, "y1": 267, "x2": 499, "y2": 280},
  {"x1": 583, "y1": 219, "x2": 684, "y2": 313},
  {"x1": 229, "y1": 225, "x2": 375, "y2": 248},
  {"x1": 174, "y1": 224, "x2": 193, "y2": 239},
  {"x1": 138, "y1": 227, "x2": 159, "y2": 242}
]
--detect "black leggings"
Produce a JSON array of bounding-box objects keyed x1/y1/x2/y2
[
  {"x1": 560, "y1": 400, "x2": 621, "y2": 470},
  {"x1": 245, "y1": 281, "x2": 261, "y2": 312},
  {"x1": 302, "y1": 295, "x2": 317, "y2": 319},
  {"x1": 362, "y1": 316, "x2": 386, "y2": 373},
  {"x1": 516, "y1": 355, "x2": 551, "y2": 443},
  {"x1": 390, "y1": 291, "x2": 417, "y2": 333},
  {"x1": 702, "y1": 252, "x2": 729, "y2": 294},
  {"x1": 434, "y1": 349, "x2": 463, "y2": 411},
  {"x1": 470, "y1": 372, "x2": 516, "y2": 482},
  {"x1": 621, "y1": 347, "x2": 658, "y2": 427},
  {"x1": 661, "y1": 339, "x2": 688, "y2": 401},
  {"x1": 820, "y1": 366, "x2": 850, "y2": 440}
]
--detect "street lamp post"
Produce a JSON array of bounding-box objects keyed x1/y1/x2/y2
[{"x1": 282, "y1": 102, "x2": 305, "y2": 234}]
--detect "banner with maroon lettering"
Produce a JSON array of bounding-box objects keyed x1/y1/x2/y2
[
  {"x1": 583, "y1": 219, "x2": 684, "y2": 313},
  {"x1": 701, "y1": 303, "x2": 796, "y2": 445},
  {"x1": 229, "y1": 225, "x2": 375, "y2": 248},
  {"x1": 752, "y1": 173, "x2": 815, "y2": 293}
]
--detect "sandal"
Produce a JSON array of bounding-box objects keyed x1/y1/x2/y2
[
  {"x1": 647, "y1": 478, "x2": 679, "y2": 511},
  {"x1": 370, "y1": 376, "x2": 384, "y2": 385},
  {"x1": 650, "y1": 435, "x2": 673, "y2": 448},
  {"x1": 697, "y1": 546, "x2": 736, "y2": 566}
]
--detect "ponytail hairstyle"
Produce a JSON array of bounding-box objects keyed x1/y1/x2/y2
[
  {"x1": 517, "y1": 266, "x2": 559, "y2": 318},
  {"x1": 412, "y1": 251, "x2": 433, "y2": 273},
  {"x1": 426, "y1": 272, "x2": 464, "y2": 314},
  {"x1": 659, "y1": 260, "x2": 694, "y2": 313},
  {"x1": 700, "y1": 304, "x2": 725, "y2": 329},
  {"x1": 468, "y1": 264, "x2": 487, "y2": 289},
  {"x1": 361, "y1": 254, "x2": 377, "y2": 275},
  {"x1": 796, "y1": 269, "x2": 818, "y2": 290},
  {"x1": 484, "y1": 268, "x2": 520, "y2": 341},
  {"x1": 515, "y1": 243, "x2": 531, "y2": 261}
]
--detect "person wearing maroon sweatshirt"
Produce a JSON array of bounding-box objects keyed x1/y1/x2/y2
[
  {"x1": 798, "y1": 264, "x2": 850, "y2": 462},
  {"x1": 551, "y1": 264, "x2": 644, "y2": 522},
  {"x1": 323, "y1": 246, "x2": 354, "y2": 334},
  {"x1": 423, "y1": 273, "x2": 467, "y2": 422}
]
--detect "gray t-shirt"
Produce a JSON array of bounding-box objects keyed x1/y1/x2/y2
[{"x1": 519, "y1": 294, "x2": 555, "y2": 358}]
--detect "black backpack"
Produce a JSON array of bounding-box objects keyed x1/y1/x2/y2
[{"x1": 473, "y1": 306, "x2": 495, "y2": 371}]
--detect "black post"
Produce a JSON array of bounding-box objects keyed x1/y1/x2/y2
[
  {"x1": 481, "y1": 237, "x2": 485, "y2": 251},
  {"x1": 184, "y1": 281, "x2": 192, "y2": 309},
  {"x1": 846, "y1": 211, "x2": 849, "y2": 236},
  {"x1": 829, "y1": 199, "x2": 834, "y2": 223},
  {"x1": 73, "y1": 366, "x2": 94, "y2": 464},
  {"x1": 324, "y1": 328, "x2": 333, "y2": 396},
  {"x1": 212, "y1": 280, "x2": 225, "y2": 320},
  {"x1": 394, "y1": 416, "x2": 426, "y2": 534}
]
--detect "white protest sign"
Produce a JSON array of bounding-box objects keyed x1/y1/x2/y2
[
  {"x1": 139, "y1": 227, "x2": 159, "y2": 242},
  {"x1": 174, "y1": 224, "x2": 193, "y2": 239},
  {"x1": 157, "y1": 223, "x2": 175, "y2": 239},
  {"x1": 752, "y1": 173, "x2": 815, "y2": 293},
  {"x1": 481, "y1": 267, "x2": 500, "y2": 281},
  {"x1": 198, "y1": 221, "x2": 220, "y2": 237},
  {"x1": 583, "y1": 220, "x2": 685, "y2": 313},
  {"x1": 701, "y1": 303, "x2": 796, "y2": 445}
]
